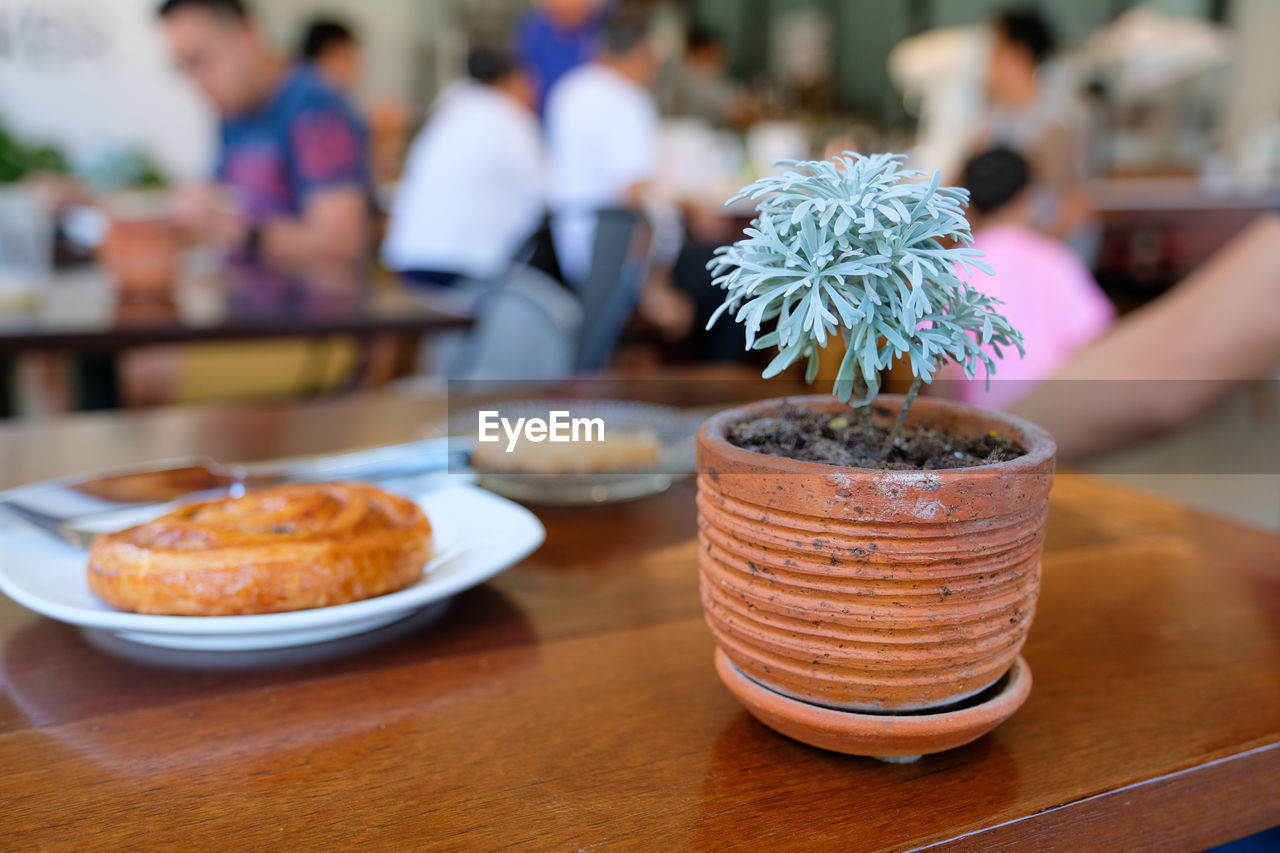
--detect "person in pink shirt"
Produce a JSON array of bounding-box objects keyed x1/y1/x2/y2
[{"x1": 942, "y1": 146, "x2": 1115, "y2": 409}]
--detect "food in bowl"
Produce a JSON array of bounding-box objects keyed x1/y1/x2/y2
[{"x1": 470, "y1": 430, "x2": 661, "y2": 475}]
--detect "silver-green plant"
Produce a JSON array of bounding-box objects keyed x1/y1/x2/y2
[{"x1": 707, "y1": 151, "x2": 1024, "y2": 446}]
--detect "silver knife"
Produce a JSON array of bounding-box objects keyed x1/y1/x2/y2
[{"x1": 0, "y1": 437, "x2": 469, "y2": 548}]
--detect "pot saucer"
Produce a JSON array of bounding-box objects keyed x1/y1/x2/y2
[{"x1": 714, "y1": 649, "x2": 1031, "y2": 762}]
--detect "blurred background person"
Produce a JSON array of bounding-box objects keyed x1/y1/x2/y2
[
  {"x1": 546, "y1": 5, "x2": 660, "y2": 288},
  {"x1": 663, "y1": 24, "x2": 756, "y2": 129},
  {"x1": 516, "y1": 0, "x2": 608, "y2": 115},
  {"x1": 938, "y1": 146, "x2": 1114, "y2": 409},
  {"x1": 382, "y1": 47, "x2": 544, "y2": 288},
  {"x1": 296, "y1": 15, "x2": 409, "y2": 190},
  {"x1": 157, "y1": 0, "x2": 372, "y2": 268},
  {"x1": 978, "y1": 7, "x2": 1094, "y2": 256},
  {"x1": 664, "y1": 25, "x2": 734, "y2": 127},
  {"x1": 299, "y1": 17, "x2": 361, "y2": 99}
]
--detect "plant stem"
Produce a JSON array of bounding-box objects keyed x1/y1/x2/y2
[
  {"x1": 851, "y1": 369, "x2": 872, "y2": 430},
  {"x1": 880, "y1": 375, "x2": 923, "y2": 460}
]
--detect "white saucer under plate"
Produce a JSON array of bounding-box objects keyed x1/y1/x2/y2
[{"x1": 0, "y1": 482, "x2": 544, "y2": 651}]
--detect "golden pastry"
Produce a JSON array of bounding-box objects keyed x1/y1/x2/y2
[{"x1": 87, "y1": 483, "x2": 433, "y2": 616}]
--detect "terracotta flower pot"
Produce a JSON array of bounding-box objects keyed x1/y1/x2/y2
[{"x1": 697, "y1": 394, "x2": 1056, "y2": 714}]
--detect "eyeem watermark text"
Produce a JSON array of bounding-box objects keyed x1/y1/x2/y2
[{"x1": 477, "y1": 411, "x2": 606, "y2": 452}]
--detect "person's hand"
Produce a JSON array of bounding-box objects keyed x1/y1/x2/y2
[
  {"x1": 24, "y1": 173, "x2": 92, "y2": 211},
  {"x1": 638, "y1": 274, "x2": 695, "y2": 342},
  {"x1": 168, "y1": 183, "x2": 247, "y2": 251}
]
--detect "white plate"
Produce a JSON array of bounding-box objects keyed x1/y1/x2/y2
[{"x1": 0, "y1": 482, "x2": 544, "y2": 651}]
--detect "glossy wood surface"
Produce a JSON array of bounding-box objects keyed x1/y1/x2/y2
[{"x1": 1, "y1": 387, "x2": 1278, "y2": 851}]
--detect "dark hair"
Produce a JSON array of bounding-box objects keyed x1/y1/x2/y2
[
  {"x1": 962, "y1": 147, "x2": 1031, "y2": 215},
  {"x1": 467, "y1": 46, "x2": 515, "y2": 85},
  {"x1": 602, "y1": 6, "x2": 652, "y2": 57},
  {"x1": 156, "y1": 0, "x2": 248, "y2": 20},
  {"x1": 993, "y1": 7, "x2": 1056, "y2": 65},
  {"x1": 686, "y1": 23, "x2": 720, "y2": 53},
  {"x1": 300, "y1": 18, "x2": 356, "y2": 62}
]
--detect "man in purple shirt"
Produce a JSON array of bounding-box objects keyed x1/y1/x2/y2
[
  {"x1": 157, "y1": 0, "x2": 371, "y2": 267},
  {"x1": 515, "y1": 0, "x2": 608, "y2": 113}
]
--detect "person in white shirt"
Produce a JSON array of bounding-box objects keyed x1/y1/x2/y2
[
  {"x1": 382, "y1": 47, "x2": 545, "y2": 286},
  {"x1": 545, "y1": 8, "x2": 661, "y2": 288}
]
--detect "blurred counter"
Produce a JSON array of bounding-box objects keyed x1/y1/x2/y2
[{"x1": 1092, "y1": 176, "x2": 1280, "y2": 309}]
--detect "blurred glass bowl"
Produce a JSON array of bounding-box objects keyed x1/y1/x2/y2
[{"x1": 450, "y1": 399, "x2": 700, "y2": 506}]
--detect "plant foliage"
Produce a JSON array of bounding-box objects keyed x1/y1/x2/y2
[{"x1": 707, "y1": 152, "x2": 1024, "y2": 406}]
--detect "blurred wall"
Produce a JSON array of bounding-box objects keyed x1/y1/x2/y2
[
  {"x1": 0, "y1": 0, "x2": 215, "y2": 180},
  {"x1": 0, "y1": 0, "x2": 428, "y2": 183},
  {"x1": 832, "y1": 1, "x2": 911, "y2": 120},
  {"x1": 690, "y1": 0, "x2": 1221, "y2": 119},
  {"x1": 1222, "y1": 0, "x2": 1280, "y2": 174},
  {"x1": 251, "y1": 0, "x2": 424, "y2": 106}
]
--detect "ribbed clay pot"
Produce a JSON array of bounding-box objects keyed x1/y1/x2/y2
[{"x1": 697, "y1": 394, "x2": 1055, "y2": 713}]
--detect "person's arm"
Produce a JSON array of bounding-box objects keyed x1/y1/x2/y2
[
  {"x1": 169, "y1": 182, "x2": 243, "y2": 249},
  {"x1": 1010, "y1": 213, "x2": 1280, "y2": 459},
  {"x1": 258, "y1": 185, "x2": 369, "y2": 267},
  {"x1": 258, "y1": 105, "x2": 372, "y2": 267}
]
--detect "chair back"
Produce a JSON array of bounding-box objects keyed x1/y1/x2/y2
[
  {"x1": 443, "y1": 264, "x2": 582, "y2": 381},
  {"x1": 574, "y1": 208, "x2": 652, "y2": 372}
]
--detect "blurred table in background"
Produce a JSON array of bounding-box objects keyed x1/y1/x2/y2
[
  {"x1": 1092, "y1": 177, "x2": 1280, "y2": 311},
  {"x1": 0, "y1": 263, "x2": 473, "y2": 415}
]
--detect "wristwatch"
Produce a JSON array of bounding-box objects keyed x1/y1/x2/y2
[{"x1": 243, "y1": 225, "x2": 263, "y2": 260}]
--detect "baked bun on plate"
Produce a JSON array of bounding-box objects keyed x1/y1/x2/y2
[{"x1": 88, "y1": 483, "x2": 433, "y2": 616}]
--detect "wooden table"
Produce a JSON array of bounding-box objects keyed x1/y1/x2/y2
[
  {"x1": 0, "y1": 264, "x2": 473, "y2": 355},
  {"x1": 2, "y1": 388, "x2": 1278, "y2": 851},
  {"x1": 0, "y1": 264, "x2": 472, "y2": 414}
]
